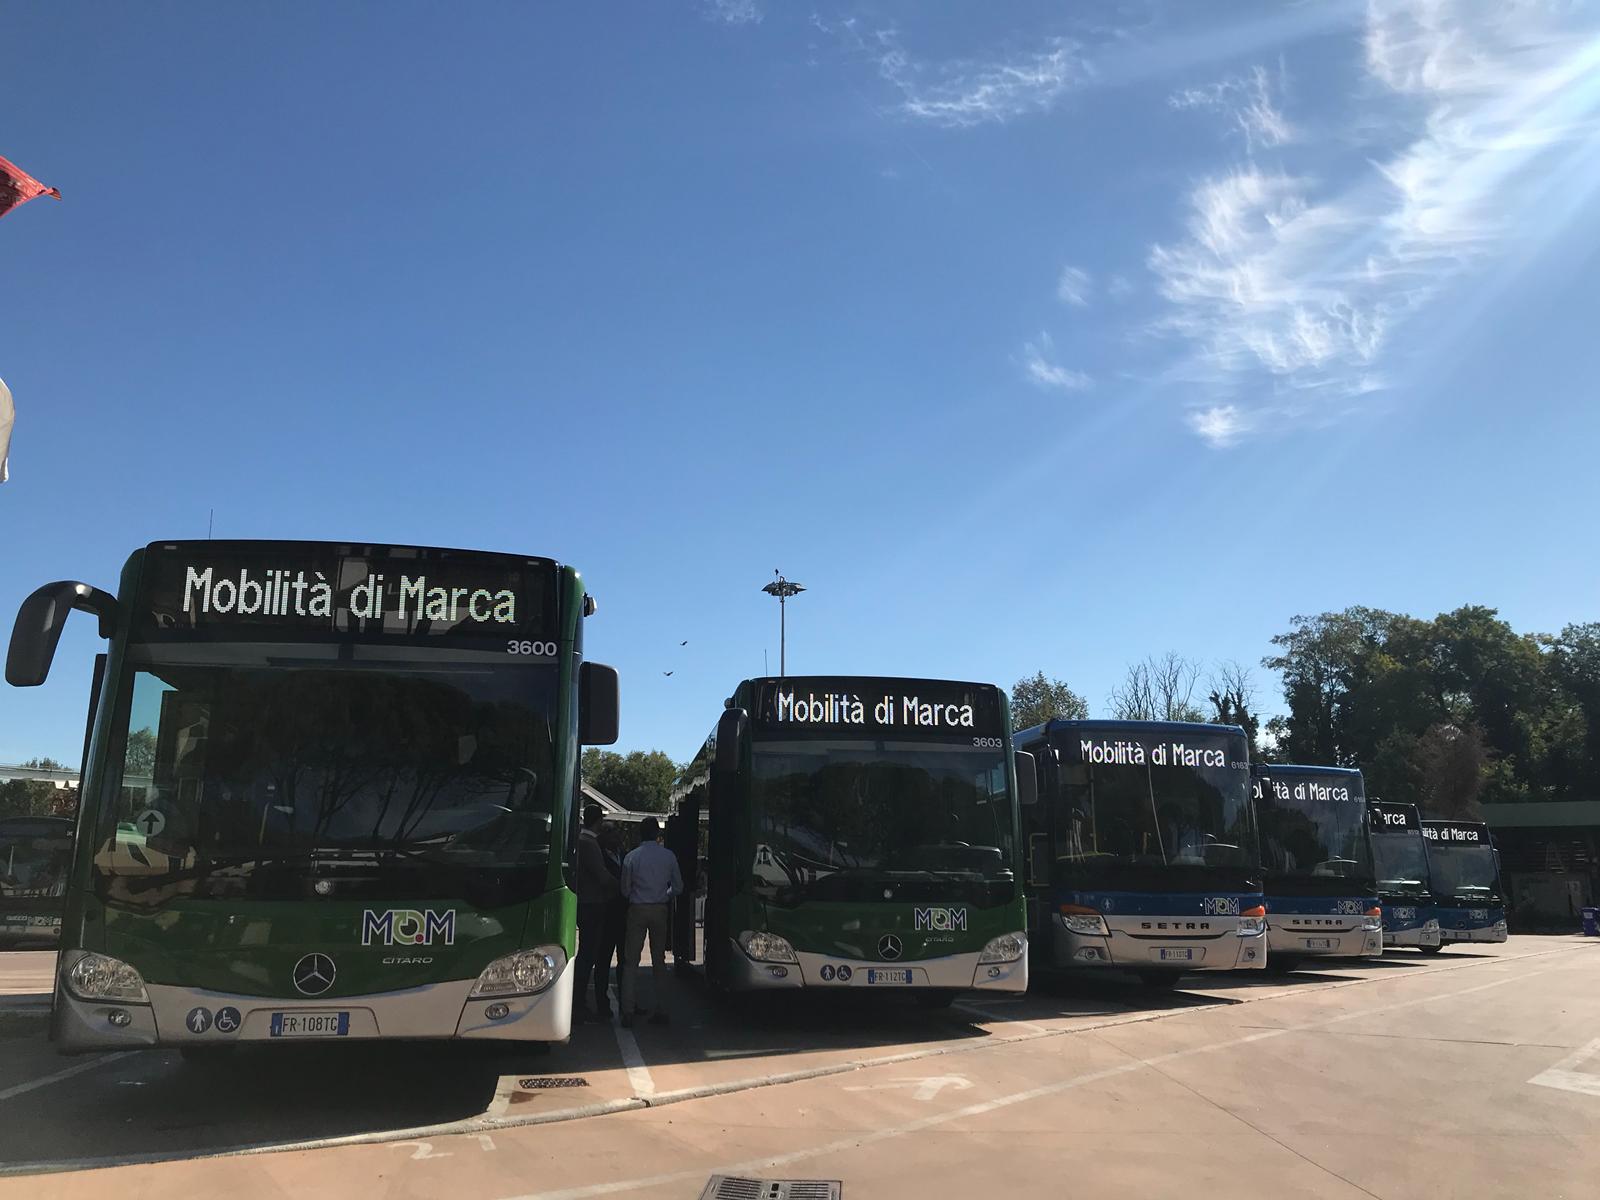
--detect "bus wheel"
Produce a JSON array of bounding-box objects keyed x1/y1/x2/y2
[
  {"x1": 914, "y1": 990, "x2": 957, "y2": 1010},
  {"x1": 1137, "y1": 971, "x2": 1182, "y2": 990},
  {"x1": 1420, "y1": 944, "x2": 1446, "y2": 955}
]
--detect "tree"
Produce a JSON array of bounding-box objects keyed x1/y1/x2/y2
[
  {"x1": 0, "y1": 779, "x2": 67, "y2": 820},
  {"x1": 1110, "y1": 653, "x2": 1205, "y2": 723},
  {"x1": 1207, "y1": 660, "x2": 1263, "y2": 754},
  {"x1": 580, "y1": 748, "x2": 680, "y2": 813},
  {"x1": 1009, "y1": 671, "x2": 1088, "y2": 730},
  {"x1": 21, "y1": 757, "x2": 66, "y2": 770}
]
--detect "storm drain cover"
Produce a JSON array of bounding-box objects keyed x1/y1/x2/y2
[
  {"x1": 517, "y1": 1076, "x2": 590, "y2": 1089},
  {"x1": 699, "y1": 1177, "x2": 841, "y2": 1200}
]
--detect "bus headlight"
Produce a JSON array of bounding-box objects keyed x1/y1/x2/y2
[
  {"x1": 65, "y1": 952, "x2": 149, "y2": 1004},
  {"x1": 1422, "y1": 919, "x2": 1440, "y2": 934},
  {"x1": 1237, "y1": 905, "x2": 1267, "y2": 936},
  {"x1": 1362, "y1": 907, "x2": 1384, "y2": 933},
  {"x1": 1057, "y1": 905, "x2": 1109, "y2": 937},
  {"x1": 978, "y1": 933, "x2": 1027, "y2": 964},
  {"x1": 469, "y1": 947, "x2": 566, "y2": 998},
  {"x1": 738, "y1": 930, "x2": 798, "y2": 963}
]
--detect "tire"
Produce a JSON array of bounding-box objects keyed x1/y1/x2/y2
[
  {"x1": 914, "y1": 990, "x2": 956, "y2": 1010},
  {"x1": 1137, "y1": 971, "x2": 1182, "y2": 990},
  {"x1": 1420, "y1": 943, "x2": 1446, "y2": 955}
]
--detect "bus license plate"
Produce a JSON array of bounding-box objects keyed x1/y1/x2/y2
[
  {"x1": 1304, "y1": 938, "x2": 1335, "y2": 951},
  {"x1": 1158, "y1": 948, "x2": 1194, "y2": 962},
  {"x1": 866, "y1": 969, "x2": 912, "y2": 985},
  {"x1": 270, "y1": 1011, "x2": 350, "y2": 1038}
]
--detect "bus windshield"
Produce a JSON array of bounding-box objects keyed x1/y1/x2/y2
[
  {"x1": 749, "y1": 740, "x2": 1015, "y2": 905},
  {"x1": 1256, "y1": 772, "x2": 1373, "y2": 891},
  {"x1": 99, "y1": 654, "x2": 557, "y2": 906},
  {"x1": 1427, "y1": 844, "x2": 1503, "y2": 903},
  {"x1": 1053, "y1": 754, "x2": 1258, "y2": 887},
  {"x1": 1372, "y1": 830, "x2": 1431, "y2": 896}
]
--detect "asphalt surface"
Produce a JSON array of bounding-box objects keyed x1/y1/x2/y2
[{"x1": 3, "y1": 938, "x2": 1597, "y2": 1199}]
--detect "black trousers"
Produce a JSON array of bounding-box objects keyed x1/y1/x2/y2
[{"x1": 575, "y1": 902, "x2": 608, "y2": 1012}]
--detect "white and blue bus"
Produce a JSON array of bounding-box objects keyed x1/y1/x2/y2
[
  {"x1": 1015, "y1": 720, "x2": 1265, "y2": 988},
  {"x1": 1420, "y1": 820, "x2": 1508, "y2": 949},
  {"x1": 1251, "y1": 764, "x2": 1382, "y2": 970},
  {"x1": 1368, "y1": 802, "x2": 1440, "y2": 949}
]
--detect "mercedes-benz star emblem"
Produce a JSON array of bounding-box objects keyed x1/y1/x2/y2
[
  {"x1": 293, "y1": 953, "x2": 336, "y2": 996},
  {"x1": 878, "y1": 934, "x2": 902, "y2": 961}
]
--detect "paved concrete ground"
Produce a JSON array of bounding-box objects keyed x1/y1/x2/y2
[{"x1": 3, "y1": 939, "x2": 1597, "y2": 1198}]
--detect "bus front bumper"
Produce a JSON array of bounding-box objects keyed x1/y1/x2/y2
[
  {"x1": 727, "y1": 939, "x2": 1028, "y2": 993},
  {"x1": 1266, "y1": 922, "x2": 1383, "y2": 959},
  {"x1": 1382, "y1": 918, "x2": 1441, "y2": 948},
  {"x1": 1049, "y1": 919, "x2": 1266, "y2": 972},
  {"x1": 50, "y1": 956, "x2": 574, "y2": 1053},
  {"x1": 1440, "y1": 922, "x2": 1509, "y2": 944}
]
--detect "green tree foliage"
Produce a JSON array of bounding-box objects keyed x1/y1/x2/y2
[
  {"x1": 0, "y1": 779, "x2": 75, "y2": 820},
  {"x1": 1009, "y1": 671, "x2": 1088, "y2": 730},
  {"x1": 1264, "y1": 606, "x2": 1596, "y2": 815},
  {"x1": 580, "y1": 748, "x2": 680, "y2": 813}
]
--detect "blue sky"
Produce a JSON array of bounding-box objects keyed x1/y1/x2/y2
[{"x1": 4, "y1": 0, "x2": 1600, "y2": 765}]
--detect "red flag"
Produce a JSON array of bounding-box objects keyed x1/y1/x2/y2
[{"x1": 0, "y1": 154, "x2": 60, "y2": 220}]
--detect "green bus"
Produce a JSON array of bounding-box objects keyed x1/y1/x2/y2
[
  {"x1": 0, "y1": 815, "x2": 74, "y2": 948},
  {"x1": 672, "y1": 676, "x2": 1033, "y2": 1005},
  {"x1": 6, "y1": 540, "x2": 617, "y2": 1055}
]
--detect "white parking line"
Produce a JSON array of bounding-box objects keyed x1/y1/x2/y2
[
  {"x1": 613, "y1": 1023, "x2": 655, "y2": 1097},
  {"x1": 0, "y1": 1052, "x2": 131, "y2": 1103},
  {"x1": 503, "y1": 964, "x2": 1559, "y2": 1200},
  {"x1": 1529, "y1": 1037, "x2": 1600, "y2": 1097}
]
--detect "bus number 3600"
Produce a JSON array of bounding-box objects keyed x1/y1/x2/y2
[{"x1": 507, "y1": 640, "x2": 559, "y2": 657}]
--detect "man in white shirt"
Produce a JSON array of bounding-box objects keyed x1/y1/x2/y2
[{"x1": 619, "y1": 816, "x2": 683, "y2": 1027}]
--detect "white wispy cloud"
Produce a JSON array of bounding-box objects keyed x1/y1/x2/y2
[
  {"x1": 702, "y1": 0, "x2": 761, "y2": 26},
  {"x1": 1189, "y1": 405, "x2": 1253, "y2": 448},
  {"x1": 875, "y1": 33, "x2": 1090, "y2": 128},
  {"x1": 1022, "y1": 333, "x2": 1092, "y2": 392},
  {"x1": 1150, "y1": 0, "x2": 1600, "y2": 446},
  {"x1": 1056, "y1": 265, "x2": 1092, "y2": 306},
  {"x1": 1169, "y1": 64, "x2": 1293, "y2": 150},
  {"x1": 1107, "y1": 274, "x2": 1135, "y2": 300}
]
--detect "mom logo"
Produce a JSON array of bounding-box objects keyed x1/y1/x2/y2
[
  {"x1": 913, "y1": 907, "x2": 967, "y2": 932},
  {"x1": 361, "y1": 908, "x2": 456, "y2": 947}
]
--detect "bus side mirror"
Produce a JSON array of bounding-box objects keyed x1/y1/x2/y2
[
  {"x1": 578, "y1": 661, "x2": 619, "y2": 745},
  {"x1": 6, "y1": 581, "x2": 118, "y2": 688},
  {"x1": 1014, "y1": 750, "x2": 1037, "y2": 806},
  {"x1": 715, "y1": 708, "x2": 747, "y2": 775}
]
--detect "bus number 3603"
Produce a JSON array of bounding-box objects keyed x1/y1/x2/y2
[
  {"x1": 507, "y1": 640, "x2": 559, "y2": 657},
  {"x1": 972, "y1": 737, "x2": 1003, "y2": 749}
]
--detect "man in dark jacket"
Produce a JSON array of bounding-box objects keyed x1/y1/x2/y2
[{"x1": 573, "y1": 802, "x2": 620, "y2": 1022}]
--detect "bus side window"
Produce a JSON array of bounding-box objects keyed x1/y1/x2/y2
[{"x1": 1028, "y1": 832, "x2": 1050, "y2": 886}]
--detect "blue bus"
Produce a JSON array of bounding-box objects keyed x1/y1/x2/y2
[
  {"x1": 1252, "y1": 764, "x2": 1382, "y2": 970},
  {"x1": 1420, "y1": 820, "x2": 1508, "y2": 950},
  {"x1": 1015, "y1": 720, "x2": 1265, "y2": 988},
  {"x1": 1367, "y1": 802, "x2": 1440, "y2": 949}
]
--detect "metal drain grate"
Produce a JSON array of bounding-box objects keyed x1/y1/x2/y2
[
  {"x1": 699, "y1": 1177, "x2": 841, "y2": 1200},
  {"x1": 517, "y1": 1076, "x2": 591, "y2": 1089}
]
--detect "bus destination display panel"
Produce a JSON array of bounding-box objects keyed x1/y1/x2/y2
[
  {"x1": 133, "y1": 542, "x2": 558, "y2": 646},
  {"x1": 752, "y1": 677, "x2": 1004, "y2": 741}
]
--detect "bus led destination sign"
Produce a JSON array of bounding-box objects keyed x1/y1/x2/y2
[
  {"x1": 1423, "y1": 823, "x2": 1484, "y2": 844},
  {"x1": 1073, "y1": 738, "x2": 1232, "y2": 770},
  {"x1": 182, "y1": 564, "x2": 517, "y2": 625},
  {"x1": 135, "y1": 542, "x2": 555, "y2": 641},
  {"x1": 754, "y1": 677, "x2": 1002, "y2": 738}
]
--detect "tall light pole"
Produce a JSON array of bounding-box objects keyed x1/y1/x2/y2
[{"x1": 761, "y1": 570, "x2": 805, "y2": 677}]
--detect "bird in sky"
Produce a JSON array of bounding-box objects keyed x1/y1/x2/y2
[
  {"x1": 663, "y1": 671, "x2": 674, "y2": 677},
  {"x1": 680, "y1": 640, "x2": 688, "y2": 646}
]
